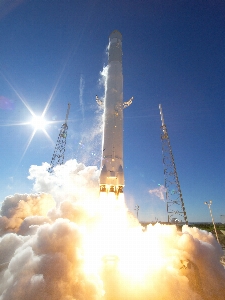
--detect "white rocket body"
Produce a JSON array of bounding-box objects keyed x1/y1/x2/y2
[{"x1": 100, "y1": 30, "x2": 124, "y2": 195}]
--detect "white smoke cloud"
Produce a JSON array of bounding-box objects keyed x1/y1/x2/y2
[
  {"x1": 77, "y1": 71, "x2": 104, "y2": 166},
  {"x1": 99, "y1": 65, "x2": 108, "y2": 88},
  {"x1": 0, "y1": 159, "x2": 224, "y2": 300},
  {"x1": 0, "y1": 218, "x2": 104, "y2": 300},
  {"x1": 149, "y1": 185, "x2": 167, "y2": 201},
  {"x1": 0, "y1": 193, "x2": 55, "y2": 235},
  {"x1": 28, "y1": 159, "x2": 100, "y2": 203}
]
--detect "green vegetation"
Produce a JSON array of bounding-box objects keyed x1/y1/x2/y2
[{"x1": 190, "y1": 223, "x2": 225, "y2": 232}]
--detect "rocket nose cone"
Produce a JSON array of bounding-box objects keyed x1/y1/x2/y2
[{"x1": 109, "y1": 30, "x2": 122, "y2": 41}]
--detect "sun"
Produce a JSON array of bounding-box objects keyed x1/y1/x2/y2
[
  {"x1": 0, "y1": 70, "x2": 65, "y2": 163},
  {"x1": 30, "y1": 115, "x2": 47, "y2": 130}
]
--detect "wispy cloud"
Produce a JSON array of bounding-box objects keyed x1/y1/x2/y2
[
  {"x1": 149, "y1": 185, "x2": 167, "y2": 201},
  {"x1": 79, "y1": 75, "x2": 85, "y2": 120}
]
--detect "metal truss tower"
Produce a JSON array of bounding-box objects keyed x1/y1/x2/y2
[
  {"x1": 48, "y1": 103, "x2": 71, "y2": 173},
  {"x1": 159, "y1": 104, "x2": 188, "y2": 224}
]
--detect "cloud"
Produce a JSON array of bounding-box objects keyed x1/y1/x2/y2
[
  {"x1": 0, "y1": 160, "x2": 224, "y2": 299},
  {"x1": 149, "y1": 185, "x2": 167, "y2": 201},
  {"x1": 79, "y1": 74, "x2": 85, "y2": 120},
  {"x1": 28, "y1": 159, "x2": 100, "y2": 203},
  {"x1": 99, "y1": 65, "x2": 108, "y2": 88},
  {"x1": 0, "y1": 218, "x2": 104, "y2": 300},
  {"x1": 0, "y1": 193, "x2": 55, "y2": 235}
]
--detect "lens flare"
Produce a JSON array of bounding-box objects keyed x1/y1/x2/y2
[{"x1": 30, "y1": 115, "x2": 47, "y2": 130}]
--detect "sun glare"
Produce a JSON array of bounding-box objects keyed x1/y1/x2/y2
[
  {"x1": 1, "y1": 71, "x2": 65, "y2": 164},
  {"x1": 31, "y1": 115, "x2": 47, "y2": 130}
]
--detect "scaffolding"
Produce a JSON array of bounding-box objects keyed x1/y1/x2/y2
[
  {"x1": 48, "y1": 103, "x2": 71, "y2": 173},
  {"x1": 159, "y1": 104, "x2": 188, "y2": 224}
]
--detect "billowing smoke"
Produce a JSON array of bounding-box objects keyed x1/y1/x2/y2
[
  {"x1": 0, "y1": 159, "x2": 225, "y2": 300},
  {"x1": 28, "y1": 160, "x2": 100, "y2": 203},
  {"x1": 0, "y1": 193, "x2": 55, "y2": 235}
]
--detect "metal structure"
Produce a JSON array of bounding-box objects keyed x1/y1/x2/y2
[
  {"x1": 204, "y1": 200, "x2": 219, "y2": 243},
  {"x1": 48, "y1": 103, "x2": 71, "y2": 173},
  {"x1": 134, "y1": 205, "x2": 140, "y2": 219},
  {"x1": 159, "y1": 104, "x2": 188, "y2": 224}
]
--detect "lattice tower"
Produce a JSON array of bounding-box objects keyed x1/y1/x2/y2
[
  {"x1": 48, "y1": 103, "x2": 71, "y2": 173},
  {"x1": 159, "y1": 104, "x2": 188, "y2": 224}
]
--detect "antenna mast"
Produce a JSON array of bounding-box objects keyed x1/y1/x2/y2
[
  {"x1": 159, "y1": 104, "x2": 188, "y2": 224},
  {"x1": 48, "y1": 103, "x2": 71, "y2": 173}
]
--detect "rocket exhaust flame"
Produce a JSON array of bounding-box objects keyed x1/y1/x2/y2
[{"x1": 0, "y1": 160, "x2": 225, "y2": 299}]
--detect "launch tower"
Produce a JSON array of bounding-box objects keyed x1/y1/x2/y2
[
  {"x1": 48, "y1": 103, "x2": 70, "y2": 173},
  {"x1": 159, "y1": 104, "x2": 188, "y2": 224}
]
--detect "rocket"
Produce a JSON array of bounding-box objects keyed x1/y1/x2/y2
[{"x1": 99, "y1": 30, "x2": 133, "y2": 196}]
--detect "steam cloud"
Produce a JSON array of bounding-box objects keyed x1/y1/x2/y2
[{"x1": 0, "y1": 159, "x2": 225, "y2": 300}]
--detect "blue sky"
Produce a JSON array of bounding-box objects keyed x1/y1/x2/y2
[{"x1": 0, "y1": 0, "x2": 224, "y2": 222}]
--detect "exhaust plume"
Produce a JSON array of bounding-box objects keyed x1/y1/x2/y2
[{"x1": 0, "y1": 159, "x2": 224, "y2": 300}]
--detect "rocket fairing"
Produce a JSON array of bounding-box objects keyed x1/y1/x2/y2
[{"x1": 99, "y1": 30, "x2": 132, "y2": 196}]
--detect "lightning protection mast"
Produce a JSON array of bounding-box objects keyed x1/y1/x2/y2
[
  {"x1": 48, "y1": 103, "x2": 71, "y2": 173},
  {"x1": 159, "y1": 104, "x2": 188, "y2": 225}
]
